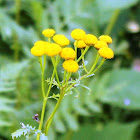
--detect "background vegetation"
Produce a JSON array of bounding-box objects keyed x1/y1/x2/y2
[{"x1": 0, "y1": 0, "x2": 140, "y2": 140}]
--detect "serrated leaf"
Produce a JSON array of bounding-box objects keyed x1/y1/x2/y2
[
  {"x1": 12, "y1": 128, "x2": 29, "y2": 139},
  {"x1": 11, "y1": 124, "x2": 36, "y2": 139}
]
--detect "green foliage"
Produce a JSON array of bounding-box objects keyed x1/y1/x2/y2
[
  {"x1": 0, "y1": 60, "x2": 29, "y2": 92},
  {"x1": 70, "y1": 122, "x2": 138, "y2": 140},
  {"x1": 96, "y1": 0, "x2": 139, "y2": 10},
  {"x1": 90, "y1": 69, "x2": 140, "y2": 109},
  {"x1": 0, "y1": 0, "x2": 140, "y2": 140}
]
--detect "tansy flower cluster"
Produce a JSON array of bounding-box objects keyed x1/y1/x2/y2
[
  {"x1": 29, "y1": 29, "x2": 115, "y2": 137},
  {"x1": 71, "y1": 29, "x2": 114, "y2": 59},
  {"x1": 31, "y1": 28, "x2": 114, "y2": 73}
]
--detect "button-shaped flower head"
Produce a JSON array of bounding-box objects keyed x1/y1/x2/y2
[
  {"x1": 63, "y1": 60, "x2": 79, "y2": 72},
  {"x1": 84, "y1": 34, "x2": 98, "y2": 46},
  {"x1": 60, "y1": 47, "x2": 76, "y2": 60},
  {"x1": 94, "y1": 41, "x2": 108, "y2": 49},
  {"x1": 42, "y1": 29, "x2": 55, "y2": 38},
  {"x1": 53, "y1": 34, "x2": 70, "y2": 47},
  {"x1": 98, "y1": 47, "x2": 114, "y2": 59},
  {"x1": 45, "y1": 43, "x2": 62, "y2": 56},
  {"x1": 99, "y1": 35, "x2": 112, "y2": 44},
  {"x1": 71, "y1": 29, "x2": 86, "y2": 40},
  {"x1": 31, "y1": 46, "x2": 45, "y2": 56},
  {"x1": 31, "y1": 41, "x2": 49, "y2": 56},
  {"x1": 74, "y1": 40, "x2": 87, "y2": 48}
]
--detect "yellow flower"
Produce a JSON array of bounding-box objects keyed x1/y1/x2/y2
[
  {"x1": 74, "y1": 40, "x2": 87, "y2": 48},
  {"x1": 34, "y1": 40, "x2": 50, "y2": 46},
  {"x1": 31, "y1": 41, "x2": 50, "y2": 56},
  {"x1": 63, "y1": 60, "x2": 79, "y2": 72},
  {"x1": 71, "y1": 29, "x2": 86, "y2": 40},
  {"x1": 31, "y1": 45, "x2": 45, "y2": 56},
  {"x1": 53, "y1": 34, "x2": 70, "y2": 47},
  {"x1": 60, "y1": 47, "x2": 76, "y2": 60},
  {"x1": 45, "y1": 43, "x2": 62, "y2": 56},
  {"x1": 42, "y1": 29, "x2": 55, "y2": 38},
  {"x1": 98, "y1": 47, "x2": 114, "y2": 59},
  {"x1": 84, "y1": 34, "x2": 98, "y2": 46},
  {"x1": 94, "y1": 41, "x2": 108, "y2": 49},
  {"x1": 99, "y1": 35, "x2": 112, "y2": 44}
]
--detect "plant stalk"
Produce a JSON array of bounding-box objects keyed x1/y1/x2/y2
[
  {"x1": 104, "y1": 9, "x2": 120, "y2": 35},
  {"x1": 77, "y1": 46, "x2": 89, "y2": 62}
]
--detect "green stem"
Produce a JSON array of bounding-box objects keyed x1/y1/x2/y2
[
  {"x1": 37, "y1": 56, "x2": 47, "y2": 140},
  {"x1": 65, "y1": 72, "x2": 71, "y2": 86},
  {"x1": 63, "y1": 70, "x2": 67, "y2": 83},
  {"x1": 36, "y1": 98, "x2": 47, "y2": 140},
  {"x1": 38, "y1": 57, "x2": 43, "y2": 72},
  {"x1": 104, "y1": 9, "x2": 120, "y2": 35},
  {"x1": 51, "y1": 56, "x2": 61, "y2": 87},
  {"x1": 36, "y1": 57, "x2": 57, "y2": 139},
  {"x1": 88, "y1": 53, "x2": 100, "y2": 73},
  {"x1": 44, "y1": 67, "x2": 70, "y2": 134},
  {"x1": 77, "y1": 46, "x2": 89, "y2": 63},
  {"x1": 45, "y1": 57, "x2": 58, "y2": 98},
  {"x1": 43, "y1": 55, "x2": 46, "y2": 73},
  {"x1": 75, "y1": 41, "x2": 78, "y2": 61},
  {"x1": 45, "y1": 87, "x2": 65, "y2": 134},
  {"x1": 81, "y1": 49, "x2": 88, "y2": 73},
  {"x1": 67, "y1": 72, "x2": 71, "y2": 81},
  {"x1": 66, "y1": 58, "x2": 105, "y2": 92},
  {"x1": 38, "y1": 57, "x2": 45, "y2": 98},
  {"x1": 91, "y1": 58, "x2": 106, "y2": 74}
]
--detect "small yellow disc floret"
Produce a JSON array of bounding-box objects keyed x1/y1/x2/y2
[
  {"x1": 71, "y1": 29, "x2": 86, "y2": 40},
  {"x1": 84, "y1": 34, "x2": 98, "y2": 46},
  {"x1": 45, "y1": 43, "x2": 62, "y2": 56},
  {"x1": 94, "y1": 41, "x2": 108, "y2": 49},
  {"x1": 31, "y1": 46, "x2": 45, "y2": 56},
  {"x1": 60, "y1": 47, "x2": 76, "y2": 60},
  {"x1": 53, "y1": 34, "x2": 70, "y2": 47},
  {"x1": 42, "y1": 29, "x2": 55, "y2": 38},
  {"x1": 99, "y1": 35, "x2": 112, "y2": 44},
  {"x1": 63, "y1": 60, "x2": 79, "y2": 72},
  {"x1": 98, "y1": 47, "x2": 114, "y2": 59},
  {"x1": 74, "y1": 40, "x2": 87, "y2": 48}
]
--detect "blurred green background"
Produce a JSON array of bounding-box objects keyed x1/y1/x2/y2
[{"x1": 0, "y1": 0, "x2": 140, "y2": 140}]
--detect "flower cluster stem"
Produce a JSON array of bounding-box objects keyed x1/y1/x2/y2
[
  {"x1": 75, "y1": 41, "x2": 78, "y2": 61},
  {"x1": 51, "y1": 56, "x2": 61, "y2": 87},
  {"x1": 45, "y1": 87, "x2": 65, "y2": 135},
  {"x1": 88, "y1": 53, "x2": 100, "y2": 73},
  {"x1": 36, "y1": 98, "x2": 47, "y2": 140},
  {"x1": 37, "y1": 55, "x2": 58, "y2": 140},
  {"x1": 45, "y1": 57, "x2": 58, "y2": 98},
  {"x1": 66, "y1": 58, "x2": 105, "y2": 92},
  {"x1": 91, "y1": 58, "x2": 106, "y2": 74},
  {"x1": 81, "y1": 49, "x2": 88, "y2": 73},
  {"x1": 77, "y1": 46, "x2": 89, "y2": 62}
]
